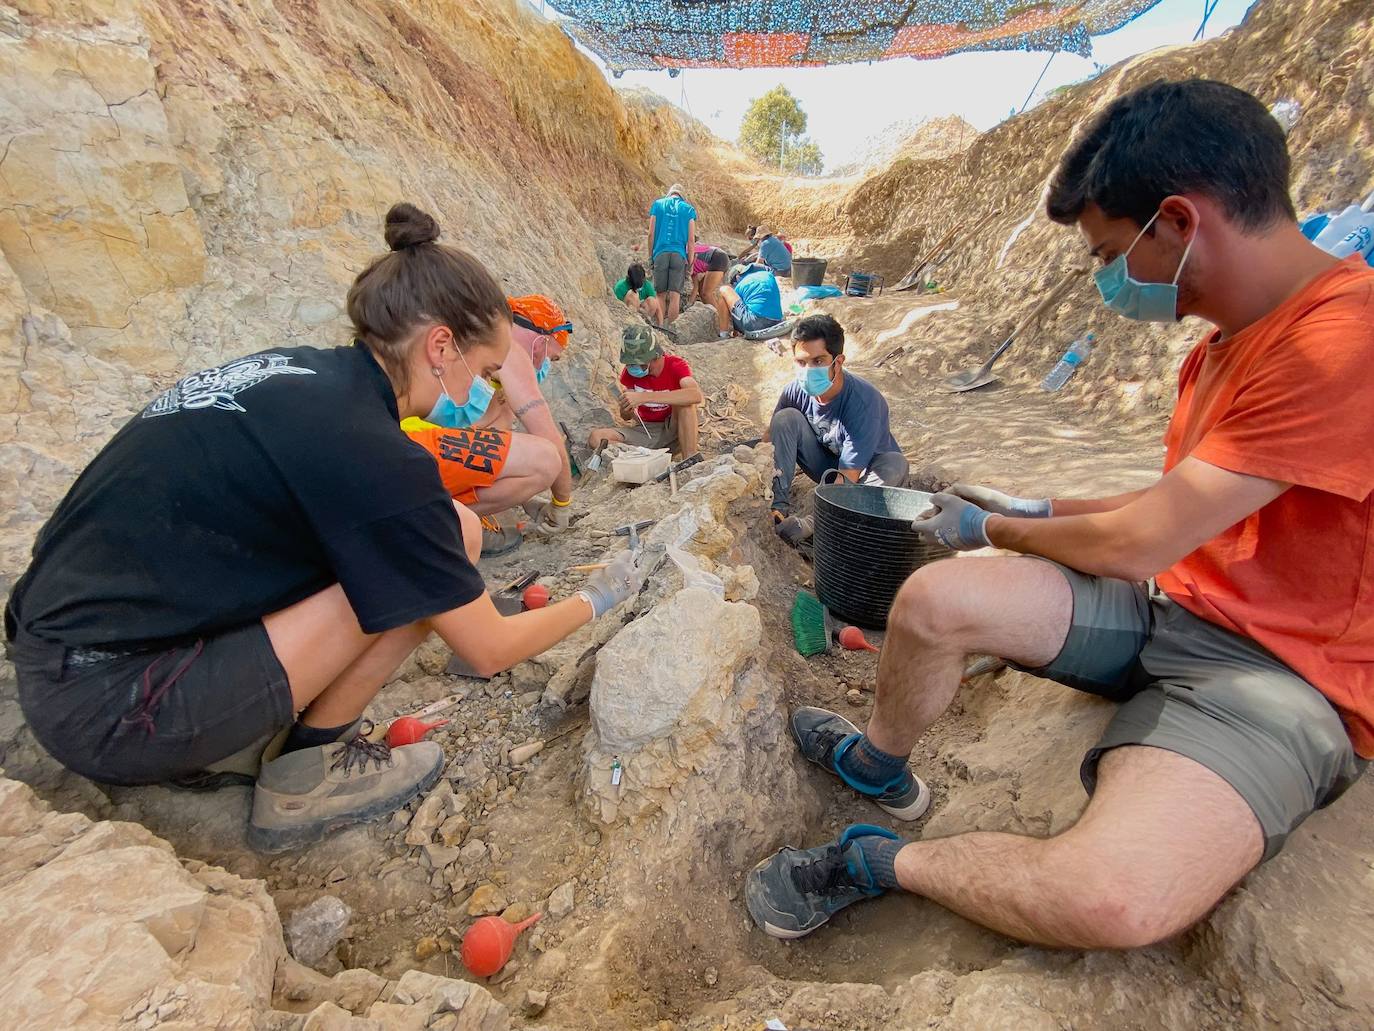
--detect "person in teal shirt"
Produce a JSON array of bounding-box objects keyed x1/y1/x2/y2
[
  {"x1": 719, "y1": 263, "x2": 783, "y2": 335},
  {"x1": 646, "y1": 184, "x2": 698, "y2": 325},
  {"x1": 613, "y1": 263, "x2": 663, "y2": 324}
]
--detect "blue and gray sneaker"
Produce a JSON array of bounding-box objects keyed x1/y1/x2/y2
[
  {"x1": 791, "y1": 706, "x2": 931, "y2": 820},
  {"x1": 746, "y1": 823, "x2": 899, "y2": 938}
]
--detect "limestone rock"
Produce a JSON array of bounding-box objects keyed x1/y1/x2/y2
[
  {"x1": 589, "y1": 587, "x2": 762, "y2": 752},
  {"x1": 404, "y1": 788, "x2": 450, "y2": 847},
  {"x1": 467, "y1": 883, "x2": 509, "y2": 917},
  {"x1": 284, "y1": 896, "x2": 352, "y2": 967},
  {"x1": 386, "y1": 970, "x2": 508, "y2": 1029},
  {"x1": 521, "y1": 989, "x2": 549, "y2": 1017},
  {"x1": 509, "y1": 740, "x2": 545, "y2": 765},
  {"x1": 437, "y1": 814, "x2": 471, "y2": 847},
  {"x1": 546, "y1": 881, "x2": 576, "y2": 920}
]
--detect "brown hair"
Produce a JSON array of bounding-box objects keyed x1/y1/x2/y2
[{"x1": 346, "y1": 202, "x2": 509, "y2": 393}]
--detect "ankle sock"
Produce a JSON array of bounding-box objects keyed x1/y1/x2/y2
[
  {"x1": 854, "y1": 834, "x2": 906, "y2": 890},
  {"x1": 281, "y1": 719, "x2": 356, "y2": 756},
  {"x1": 837, "y1": 735, "x2": 910, "y2": 791}
]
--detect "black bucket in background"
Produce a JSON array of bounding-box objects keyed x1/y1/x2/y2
[
  {"x1": 813, "y1": 484, "x2": 954, "y2": 630},
  {"x1": 791, "y1": 257, "x2": 827, "y2": 287}
]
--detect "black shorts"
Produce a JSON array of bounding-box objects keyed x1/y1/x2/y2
[
  {"x1": 703, "y1": 247, "x2": 730, "y2": 273},
  {"x1": 10, "y1": 622, "x2": 294, "y2": 785}
]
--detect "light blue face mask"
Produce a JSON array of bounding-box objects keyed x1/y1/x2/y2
[
  {"x1": 1094, "y1": 209, "x2": 1196, "y2": 323},
  {"x1": 426, "y1": 349, "x2": 495, "y2": 428},
  {"x1": 797, "y1": 364, "x2": 834, "y2": 397},
  {"x1": 626, "y1": 364, "x2": 649, "y2": 379},
  {"x1": 535, "y1": 356, "x2": 551, "y2": 384}
]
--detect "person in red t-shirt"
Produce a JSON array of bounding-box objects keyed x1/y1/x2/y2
[
  {"x1": 587, "y1": 325, "x2": 703, "y2": 457},
  {"x1": 748, "y1": 80, "x2": 1373, "y2": 948}
]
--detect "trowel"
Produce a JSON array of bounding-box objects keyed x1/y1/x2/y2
[{"x1": 942, "y1": 267, "x2": 1083, "y2": 392}]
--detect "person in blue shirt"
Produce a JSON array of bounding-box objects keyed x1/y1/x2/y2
[
  {"x1": 646, "y1": 183, "x2": 698, "y2": 325},
  {"x1": 764, "y1": 314, "x2": 909, "y2": 544},
  {"x1": 719, "y1": 263, "x2": 783, "y2": 335},
  {"x1": 756, "y1": 226, "x2": 793, "y2": 276}
]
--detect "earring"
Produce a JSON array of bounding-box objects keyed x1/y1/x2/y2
[{"x1": 431, "y1": 366, "x2": 443, "y2": 376}]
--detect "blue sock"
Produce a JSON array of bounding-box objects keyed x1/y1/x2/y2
[
  {"x1": 837, "y1": 735, "x2": 909, "y2": 791},
  {"x1": 854, "y1": 834, "x2": 906, "y2": 890}
]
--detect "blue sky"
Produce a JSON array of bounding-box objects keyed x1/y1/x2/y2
[{"x1": 525, "y1": 0, "x2": 1259, "y2": 170}]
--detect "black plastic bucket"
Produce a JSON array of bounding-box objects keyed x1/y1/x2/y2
[
  {"x1": 791, "y1": 257, "x2": 827, "y2": 287},
  {"x1": 813, "y1": 484, "x2": 954, "y2": 629}
]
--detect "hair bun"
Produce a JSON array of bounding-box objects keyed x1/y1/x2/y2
[{"x1": 384, "y1": 202, "x2": 441, "y2": 251}]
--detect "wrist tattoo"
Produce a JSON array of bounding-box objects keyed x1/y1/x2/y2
[{"x1": 513, "y1": 397, "x2": 547, "y2": 418}]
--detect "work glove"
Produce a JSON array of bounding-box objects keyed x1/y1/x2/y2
[
  {"x1": 534, "y1": 499, "x2": 573, "y2": 535},
  {"x1": 578, "y1": 549, "x2": 648, "y2": 618},
  {"x1": 912, "y1": 492, "x2": 993, "y2": 551},
  {"x1": 948, "y1": 483, "x2": 1052, "y2": 518}
]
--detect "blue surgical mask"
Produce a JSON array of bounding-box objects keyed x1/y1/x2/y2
[
  {"x1": 798, "y1": 364, "x2": 833, "y2": 397},
  {"x1": 1094, "y1": 209, "x2": 1196, "y2": 323},
  {"x1": 535, "y1": 356, "x2": 551, "y2": 384},
  {"x1": 425, "y1": 350, "x2": 495, "y2": 428},
  {"x1": 626, "y1": 364, "x2": 649, "y2": 379}
]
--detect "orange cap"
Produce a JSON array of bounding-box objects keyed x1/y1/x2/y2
[{"x1": 508, "y1": 294, "x2": 572, "y2": 350}]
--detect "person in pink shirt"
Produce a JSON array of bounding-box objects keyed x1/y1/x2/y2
[{"x1": 692, "y1": 244, "x2": 733, "y2": 339}]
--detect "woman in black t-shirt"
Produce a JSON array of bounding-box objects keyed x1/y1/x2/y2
[{"x1": 5, "y1": 203, "x2": 645, "y2": 853}]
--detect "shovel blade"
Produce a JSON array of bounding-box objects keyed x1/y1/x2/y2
[{"x1": 942, "y1": 368, "x2": 998, "y2": 393}]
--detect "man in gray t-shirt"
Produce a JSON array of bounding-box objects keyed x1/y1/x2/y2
[{"x1": 762, "y1": 314, "x2": 908, "y2": 543}]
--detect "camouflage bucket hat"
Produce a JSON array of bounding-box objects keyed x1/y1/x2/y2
[{"x1": 620, "y1": 324, "x2": 663, "y2": 366}]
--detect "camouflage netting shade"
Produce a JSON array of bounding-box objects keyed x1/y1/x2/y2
[{"x1": 548, "y1": 0, "x2": 1165, "y2": 72}]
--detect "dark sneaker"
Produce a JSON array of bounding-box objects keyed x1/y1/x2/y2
[
  {"x1": 480, "y1": 515, "x2": 522, "y2": 557},
  {"x1": 247, "y1": 735, "x2": 443, "y2": 853},
  {"x1": 774, "y1": 514, "x2": 814, "y2": 547},
  {"x1": 790, "y1": 706, "x2": 931, "y2": 820},
  {"x1": 746, "y1": 823, "x2": 899, "y2": 939},
  {"x1": 169, "y1": 718, "x2": 364, "y2": 792}
]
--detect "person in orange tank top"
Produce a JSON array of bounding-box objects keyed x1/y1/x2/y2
[{"x1": 746, "y1": 80, "x2": 1372, "y2": 946}]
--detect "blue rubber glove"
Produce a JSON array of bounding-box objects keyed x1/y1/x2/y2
[
  {"x1": 912, "y1": 492, "x2": 993, "y2": 551},
  {"x1": 949, "y1": 484, "x2": 1052, "y2": 518}
]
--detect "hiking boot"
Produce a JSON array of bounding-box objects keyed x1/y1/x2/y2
[
  {"x1": 480, "y1": 515, "x2": 522, "y2": 557},
  {"x1": 247, "y1": 735, "x2": 443, "y2": 853},
  {"x1": 791, "y1": 706, "x2": 931, "y2": 820},
  {"x1": 169, "y1": 718, "x2": 363, "y2": 792},
  {"x1": 746, "y1": 823, "x2": 899, "y2": 939}
]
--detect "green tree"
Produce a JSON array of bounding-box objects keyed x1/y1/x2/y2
[
  {"x1": 782, "y1": 138, "x2": 824, "y2": 177},
  {"x1": 738, "y1": 86, "x2": 824, "y2": 175}
]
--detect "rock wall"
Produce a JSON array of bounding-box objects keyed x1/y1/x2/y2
[
  {"x1": 0, "y1": 774, "x2": 518, "y2": 1030},
  {"x1": 744, "y1": 0, "x2": 1374, "y2": 418},
  {"x1": 0, "y1": 0, "x2": 752, "y2": 583}
]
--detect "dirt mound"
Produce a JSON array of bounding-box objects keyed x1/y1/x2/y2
[{"x1": 831, "y1": 115, "x2": 979, "y2": 177}]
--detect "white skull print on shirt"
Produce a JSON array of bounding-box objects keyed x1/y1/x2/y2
[{"x1": 142, "y1": 353, "x2": 316, "y2": 418}]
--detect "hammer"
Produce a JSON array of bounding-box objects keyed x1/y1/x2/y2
[{"x1": 613, "y1": 519, "x2": 655, "y2": 553}]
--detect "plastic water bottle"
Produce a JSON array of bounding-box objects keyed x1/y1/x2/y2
[{"x1": 1041, "y1": 332, "x2": 1095, "y2": 392}]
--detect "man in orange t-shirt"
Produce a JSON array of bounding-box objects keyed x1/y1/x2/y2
[{"x1": 747, "y1": 80, "x2": 1371, "y2": 947}]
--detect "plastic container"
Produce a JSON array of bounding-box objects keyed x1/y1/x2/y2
[
  {"x1": 1041, "y1": 332, "x2": 1095, "y2": 392},
  {"x1": 843, "y1": 271, "x2": 884, "y2": 297},
  {"x1": 791, "y1": 257, "x2": 828, "y2": 287},
  {"x1": 611, "y1": 449, "x2": 671, "y2": 484},
  {"x1": 812, "y1": 485, "x2": 954, "y2": 630}
]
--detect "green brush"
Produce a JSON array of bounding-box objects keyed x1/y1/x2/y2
[{"x1": 791, "y1": 590, "x2": 829, "y2": 657}]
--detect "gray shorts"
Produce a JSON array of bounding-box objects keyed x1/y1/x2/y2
[
  {"x1": 652, "y1": 251, "x2": 686, "y2": 295},
  {"x1": 1016, "y1": 562, "x2": 1365, "y2": 861},
  {"x1": 10, "y1": 621, "x2": 293, "y2": 785},
  {"x1": 617, "y1": 410, "x2": 678, "y2": 452}
]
